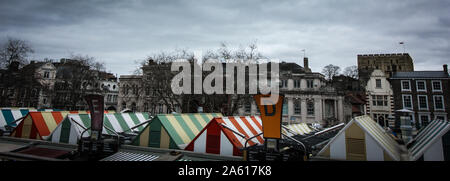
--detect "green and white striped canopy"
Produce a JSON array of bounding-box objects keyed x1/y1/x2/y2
[
  {"x1": 408, "y1": 119, "x2": 450, "y2": 160},
  {"x1": 132, "y1": 113, "x2": 222, "y2": 149},
  {"x1": 48, "y1": 112, "x2": 151, "y2": 144}
]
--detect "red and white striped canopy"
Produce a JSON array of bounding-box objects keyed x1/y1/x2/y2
[{"x1": 185, "y1": 116, "x2": 264, "y2": 156}]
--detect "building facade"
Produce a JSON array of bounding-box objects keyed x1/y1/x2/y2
[
  {"x1": 1, "y1": 59, "x2": 118, "y2": 110},
  {"x1": 237, "y1": 58, "x2": 351, "y2": 126},
  {"x1": 390, "y1": 64, "x2": 450, "y2": 130},
  {"x1": 117, "y1": 61, "x2": 182, "y2": 114},
  {"x1": 364, "y1": 70, "x2": 394, "y2": 128},
  {"x1": 117, "y1": 75, "x2": 143, "y2": 112},
  {"x1": 0, "y1": 61, "x2": 56, "y2": 108},
  {"x1": 358, "y1": 53, "x2": 414, "y2": 86}
]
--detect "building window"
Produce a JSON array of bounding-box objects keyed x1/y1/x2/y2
[
  {"x1": 158, "y1": 104, "x2": 164, "y2": 113},
  {"x1": 434, "y1": 95, "x2": 445, "y2": 110},
  {"x1": 417, "y1": 95, "x2": 428, "y2": 110},
  {"x1": 419, "y1": 114, "x2": 430, "y2": 127},
  {"x1": 307, "y1": 80, "x2": 314, "y2": 89},
  {"x1": 375, "y1": 79, "x2": 382, "y2": 88},
  {"x1": 124, "y1": 85, "x2": 129, "y2": 95},
  {"x1": 432, "y1": 81, "x2": 442, "y2": 92},
  {"x1": 401, "y1": 80, "x2": 411, "y2": 91},
  {"x1": 282, "y1": 102, "x2": 288, "y2": 115},
  {"x1": 294, "y1": 80, "x2": 300, "y2": 88},
  {"x1": 133, "y1": 85, "x2": 138, "y2": 95},
  {"x1": 372, "y1": 95, "x2": 388, "y2": 106},
  {"x1": 279, "y1": 80, "x2": 286, "y2": 88},
  {"x1": 131, "y1": 102, "x2": 137, "y2": 112},
  {"x1": 307, "y1": 100, "x2": 314, "y2": 116},
  {"x1": 416, "y1": 81, "x2": 426, "y2": 92},
  {"x1": 144, "y1": 103, "x2": 149, "y2": 111},
  {"x1": 435, "y1": 115, "x2": 447, "y2": 121},
  {"x1": 44, "y1": 71, "x2": 50, "y2": 78},
  {"x1": 402, "y1": 94, "x2": 413, "y2": 110},
  {"x1": 294, "y1": 100, "x2": 301, "y2": 115}
]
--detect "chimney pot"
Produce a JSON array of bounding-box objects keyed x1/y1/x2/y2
[{"x1": 444, "y1": 64, "x2": 448, "y2": 75}]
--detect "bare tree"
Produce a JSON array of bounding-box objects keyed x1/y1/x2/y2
[
  {"x1": 131, "y1": 42, "x2": 264, "y2": 115},
  {"x1": 51, "y1": 54, "x2": 106, "y2": 110},
  {"x1": 322, "y1": 64, "x2": 341, "y2": 81},
  {"x1": 343, "y1": 65, "x2": 358, "y2": 79},
  {"x1": 0, "y1": 37, "x2": 34, "y2": 69}
]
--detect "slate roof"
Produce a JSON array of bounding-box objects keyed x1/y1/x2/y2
[
  {"x1": 279, "y1": 62, "x2": 305, "y2": 74},
  {"x1": 391, "y1": 71, "x2": 449, "y2": 79}
]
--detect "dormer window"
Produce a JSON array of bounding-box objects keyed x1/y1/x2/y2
[{"x1": 375, "y1": 79, "x2": 382, "y2": 88}]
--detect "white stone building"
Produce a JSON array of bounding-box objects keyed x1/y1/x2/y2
[
  {"x1": 364, "y1": 70, "x2": 394, "y2": 127},
  {"x1": 237, "y1": 58, "x2": 351, "y2": 126}
]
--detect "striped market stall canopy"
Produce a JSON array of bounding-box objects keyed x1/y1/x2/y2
[
  {"x1": 185, "y1": 116, "x2": 264, "y2": 157},
  {"x1": 48, "y1": 113, "x2": 151, "y2": 144},
  {"x1": 408, "y1": 119, "x2": 450, "y2": 161},
  {"x1": 317, "y1": 115, "x2": 402, "y2": 161},
  {"x1": 10, "y1": 110, "x2": 113, "y2": 140},
  {"x1": 0, "y1": 108, "x2": 61, "y2": 129},
  {"x1": 282, "y1": 123, "x2": 314, "y2": 137},
  {"x1": 132, "y1": 113, "x2": 222, "y2": 149}
]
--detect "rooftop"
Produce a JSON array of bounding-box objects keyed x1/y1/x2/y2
[
  {"x1": 358, "y1": 53, "x2": 410, "y2": 57},
  {"x1": 391, "y1": 71, "x2": 449, "y2": 79}
]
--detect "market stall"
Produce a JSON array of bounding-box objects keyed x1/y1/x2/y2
[
  {"x1": 132, "y1": 113, "x2": 222, "y2": 149},
  {"x1": 408, "y1": 119, "x2": 450, "y2": 161},
  {"x1": 185, "y1": 116, "x2": 264, "y2": 156},
  {"x1": 48, "y1": 112, "x2": 151, "y2": 144},
  {"x1": 316, "y1": 115, "x2": 402, "y2": 161}
]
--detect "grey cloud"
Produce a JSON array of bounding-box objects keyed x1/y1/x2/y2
[{"x1": 0, "y1": 0, "x2": 449, "y2": 75}]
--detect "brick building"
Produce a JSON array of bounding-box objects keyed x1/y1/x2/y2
[{"x1": 390, "y1": 64, "x2": 449, "y2": 130}]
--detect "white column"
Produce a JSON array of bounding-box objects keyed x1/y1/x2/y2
[
  {"x1": 301, "y1": 98, "x2": 307, "y2": 122},
  {"x1": 315, "y1": 97, "x2": 322, "y2": 124}
]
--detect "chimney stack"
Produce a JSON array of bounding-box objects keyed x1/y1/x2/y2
[
  {"x1": 304, "y1": 57, "x2": 308, "y2": 69},
  {"x1": 304, "y1": 57, "x2": 311, "y2": 72},
  {"x1": 444, "y1": 64, "x2": 448, "y2": 75}
]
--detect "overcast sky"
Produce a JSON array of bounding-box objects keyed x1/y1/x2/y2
[{"x1": 1, "y1": 0, "x2": 449, "y2": 76}]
